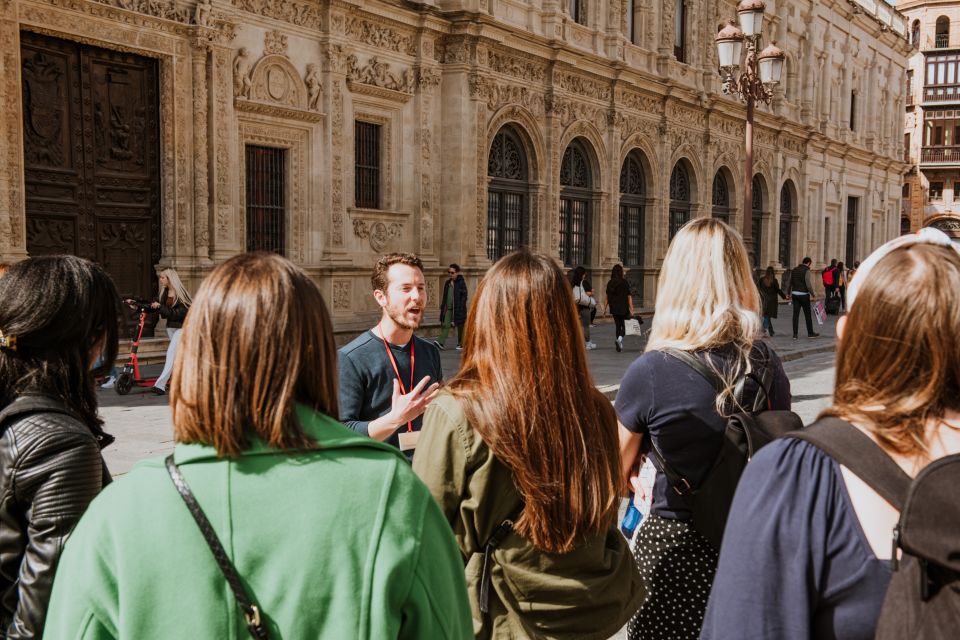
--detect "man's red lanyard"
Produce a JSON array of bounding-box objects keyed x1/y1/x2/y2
[{"x1": 378, "y1": 329, "x2": 415, "y2": 432}]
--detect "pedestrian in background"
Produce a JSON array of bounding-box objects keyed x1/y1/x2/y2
[
  {"x1": 757, "y1": 266, "x2": 787, "y2": 337},
  {"x1": 338, "y1": 252, "x2": 441, "y2": 458},
  {"x1": 617, "y1": 219, "x2": 791, "y2": 640},
  {"x1": 702, "y1": 229, "x2": 960, "y2": 640},
  {"x1": 435, "y1": 263, "x2": 468, "y2": 351},
  {"x1": 788, "y1": 257, "x2": 820, "y2": 339},
  {"x1": 836, "y1": 260, "x2": 848, "y2": 312},
  {"x1": 45, "y1": 252, "x2": 473, "y2": 639},
  {"x1": 0, "y1": 256, "x2": 118, "y2": 638},
  {"x1": 822, "y1": 258, "x2": 839, "y2": 300},
  {"x1": 414, "y1": 249, "x2": 644, "y2": 639},
  {"x1": 570, "y1": 266, "x2": 596, "y2": 350},
  {"x1": 128, "y1": 268, "x2": 191, "y2": 395},
  {"x1": 606, "y1": 264, "x2": 634, "y2": 352}
]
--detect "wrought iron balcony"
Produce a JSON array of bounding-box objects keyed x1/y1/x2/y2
[
  {"x1": 935, "y1": 33, "x2": 950, "y2": 49},
  {"x1": 921, "y1": 146, "x2": 960, "y2": 164}
]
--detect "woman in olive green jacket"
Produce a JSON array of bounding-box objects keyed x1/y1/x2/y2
[
  {"x1": 44, "y1": 253, "x2": 472, "y2": 640},
  {"x1": 413, "y1": 249, "x2": 645, "y2": 640}
]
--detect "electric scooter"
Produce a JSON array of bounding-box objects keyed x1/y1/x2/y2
[{"x1": 115, "y1": 300, "x2": 159, "y2": 395}]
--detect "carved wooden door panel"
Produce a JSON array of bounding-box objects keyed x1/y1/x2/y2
[{"x1": 21, "y1": 32, "x2": 160, "y2": 299}]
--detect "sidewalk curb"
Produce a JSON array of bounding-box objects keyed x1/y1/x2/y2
[{"x1": 597, "y1": 343, "x2": 836, "y2": 401}]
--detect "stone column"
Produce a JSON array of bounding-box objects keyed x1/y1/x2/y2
[
  {"x1": 0, "y1": 6, "x2": 28, "y2": 262},
  {"x1": 322, "y1": 43, "x2": 348, "y2": 256},
  {"x1": 208, "y1": 43, "x2": 240, "y2": 261},
  {"x1": 190, "y1": 39, "x2": 212, "y2": 266},
  {"x1": 801, "y1": 26, "x2": 816, "y2": 122}
]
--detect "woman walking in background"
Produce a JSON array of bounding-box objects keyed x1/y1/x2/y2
[
  {"x1": 414, "y1": 249, "x2": 644, "y2": 639},
  {"x1": 836, "y1": 261, "x2": 848, "y2": 312},
  {"x1": 757, "y1": 266, "x2": 787, "y2": 336},
  {"x1": 617, "y1": 219, "x2": 791, "y2": 640},
  {"x1": 702, "y1": 229, "x2": 960, "y2": 639},
  {"x1": 0, "y1": 256, "x2": 119, "y2": 638},
  {"x1": 570, "y1": 266, "x2": 596, "y2": 350},
  {"x1": 606, "y1": 264, "x2": 634, "y2": 352},
  {"x1": 149, "y1": 268, "x2": 191, "y2": 395},
  {"x1": 45, "y1": 252, "x2": 472, "y2": 639}
]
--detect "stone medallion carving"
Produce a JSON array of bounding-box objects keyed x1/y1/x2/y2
[{"x1": 353, "y1": 219, "x2": 402, "y2": 251}]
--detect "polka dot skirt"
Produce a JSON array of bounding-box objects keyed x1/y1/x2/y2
[{"x1": 627, "y1": 513, "x2": 719, "y2": 640}]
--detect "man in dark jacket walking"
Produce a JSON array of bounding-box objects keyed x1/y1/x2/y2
[
  {"x1": 436, "y1": 264, "x2": 468, "y2": 350},
  {"x1": 789, "y1": 257, "x2": 820, "y2": 340}
]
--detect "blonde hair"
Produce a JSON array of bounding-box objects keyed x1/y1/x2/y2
[
  {"x1": 823, "y1": 243, "x2": 960, "y2": 458},
  {"x1": 158, "y1": 268, "x2": 192, "y2": 307},
  {"x1": 646, "y1": 218, "x2": 762, "y2": 413}
]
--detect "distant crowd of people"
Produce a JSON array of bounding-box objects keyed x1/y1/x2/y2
[{"x1": 0, "y1": 219, "x2": 957, "y2": 639}]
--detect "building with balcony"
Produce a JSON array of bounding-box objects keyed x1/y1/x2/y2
[
  {"x1": 901, "y1": 0, "x2": 960, "y2": 241},
  {"x1": 0, "y1": 0, "x2": 911, "y2": 330}
]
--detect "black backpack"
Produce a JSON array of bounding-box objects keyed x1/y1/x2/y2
[
  {"x1": 790, "y1": 419, "x2": 960, "y2": 640},
  {"x1": 649, "y1": 345, "x2": 802, "y2": 550}
]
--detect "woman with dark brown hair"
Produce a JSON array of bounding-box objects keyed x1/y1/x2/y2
[
  {"x1": 702, "y1": 229, "x2": 960, "y2": 639},
  {"x1": 605, "y1": 264, "x2": 634, "y2": 352},
  {"x1": 413, "y1": 248, "x2": 644, "y2": 639},
  {"x1": 45, "y1": 252, "x2": 472, "y2": 639}
]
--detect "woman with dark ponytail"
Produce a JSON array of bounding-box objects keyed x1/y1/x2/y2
[{"x1": 0, "y1": 256, "x2": 119, "y2": 638}]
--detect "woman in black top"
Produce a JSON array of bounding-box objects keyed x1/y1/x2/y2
[
  {"x1": 149, "y1": 269, "x2": 191, "y2": 395},
  {"x1": 0, "y1": 256, "x2": 119, "y2": 637},
  {"x1": 605, "y1": 264, "x2": 634, "y2": 352},
  {"x1": 757, "y1": 266, "x2": 787, "y2": 336}
]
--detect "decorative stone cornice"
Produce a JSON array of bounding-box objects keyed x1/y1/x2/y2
[{"x1": 234, "y1": 98, "x2": 323, "y2": 123}]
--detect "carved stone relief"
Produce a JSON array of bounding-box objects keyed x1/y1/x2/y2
[
  {"x1": 332, "y1": 279, "x2": 352, "y2": 310},
  {"x1": 556, "y1": 71, "x2": 612, "y2": 101},
  {"x1": 487, "y1": 49, "x2": 546, "y2": 83},
  {"x1": 263, "y1": 30, "x2": 287, "y2": 56},
  {"x1": 340, "y1": 16, "x2": 416, "y2": 56},
  {"x1": 353, "y1": 219, "x2": 402, "y2": 252},
  {"x1": 231, "y1": 0, "x2": 322, "y2": 30},
  {"x1": 331, "y1": 79, "x2": 344, "y2": 246},
  {"x1": 347, "y1": 55, "x2": 415, "y2": 95},
  {"x1": 470, "y1": 75, "x2": 545, "y2": 116}
]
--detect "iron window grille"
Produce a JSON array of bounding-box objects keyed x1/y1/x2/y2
[{"x1": 245, "y1": 145, "x2": 286, "y2": 255}]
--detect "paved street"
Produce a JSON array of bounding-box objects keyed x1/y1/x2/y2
[{"x1": 99, "y1": 311, "x2": 839, "y2": 475}]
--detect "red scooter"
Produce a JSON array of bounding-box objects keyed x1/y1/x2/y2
[{"x1": 115, "y1": 300, "x2": 159, "y2": 395}]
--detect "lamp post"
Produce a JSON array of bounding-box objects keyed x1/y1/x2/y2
[{"x1": 715, "y1": 0, "x2": 785, "y2": 268}]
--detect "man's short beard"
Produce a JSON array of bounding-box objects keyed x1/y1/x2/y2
[{"x1": 386, "y1": 305, "x2": 420, "y2": 330}]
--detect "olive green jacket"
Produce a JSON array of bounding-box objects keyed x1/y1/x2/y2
[
  {"x1": 413, "y1": 392, "x2": 645, "y2": 640},
  {"x1": 44, "y1": 405, "x2": 473, "y2": 639}
]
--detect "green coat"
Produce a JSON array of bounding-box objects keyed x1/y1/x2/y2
[
  {"x1": 413, "y1": 393, "x2": 645, "y2": 640},
  {"x1": 44, "y1": 405, "x2": 472, "y2": 639}
]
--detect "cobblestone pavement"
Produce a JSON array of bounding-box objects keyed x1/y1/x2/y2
[{"x1": 100, "y1": 310, "x2": 839, "y2": 475}]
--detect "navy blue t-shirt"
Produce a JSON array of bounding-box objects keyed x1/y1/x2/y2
[
  {"x1": 701, "y1": 438, "x2": 893, "y2": 640},
  {"x1": 337, "y1": 331, "x2": 442, "y2": 452},
  {"x1": 615, "y1": 344, "x2": 790, "y2": 520}
]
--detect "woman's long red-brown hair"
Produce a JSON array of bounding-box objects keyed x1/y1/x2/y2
[{"x1": 447, "y1": 249, "x2": 621, "y2": 553}]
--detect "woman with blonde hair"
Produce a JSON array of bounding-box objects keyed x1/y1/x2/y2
[
  {"x1": 45, "y1": 252, "x2": 472, "y2": 638},
  {"x1": 617, "y1": 218, "x2": 791, "y2": 640},
  {"x1": 149, "y1": 268, "x2": 191, "y2": 394},
  {"x1": 702, "y1": 229, "x2": 960, "y2": 639},
  {"x1": 414, "y1": 248, "x2": 644, "y2": 639}
]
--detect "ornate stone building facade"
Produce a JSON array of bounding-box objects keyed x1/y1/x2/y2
[
  {"x1": 899, "y1": 0, "x2": 960, "y2": 243},
  {"x1": 0, "y1": 0, "x2": 910, "y2": 333}
]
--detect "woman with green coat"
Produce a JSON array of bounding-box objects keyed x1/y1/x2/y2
[{"x1": 44, "y1": 253, "x2": 472, "y2": 640}]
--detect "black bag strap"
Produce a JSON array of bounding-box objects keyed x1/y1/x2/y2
[
  {"x1": 165, "y1": 455, "x2": 271, "y2": 640},
  {"x1": 788, "y1": 418, "x2": 912, "y2": 510},
  {"x1": 478, "y1": 504, "x2": 524, "y2": 615}
]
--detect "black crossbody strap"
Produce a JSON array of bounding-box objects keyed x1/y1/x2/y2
[
  {"x1": 165, "y1": 455, "x2": 271, "y2": 640},
  {"x1": 788, "y1": 418, "x2": 911, "y2": 510},
  {"x1": 661, "y1": 348, "x2": 724, "y2": 393},
  {"x1": 478, "y1": 504, "x2": 524, "y2": 614}
]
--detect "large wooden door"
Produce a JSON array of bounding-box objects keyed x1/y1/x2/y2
[{"x1": 20, "y1": 32, "x2": 160, "y2": 299}]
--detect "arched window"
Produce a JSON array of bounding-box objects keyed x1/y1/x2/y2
[
  {"x1": 619, "y1": 151, "x2": 646, "y2": 299},
  {"x1": 669, "y1": 163, "x2": 691, "y2": 241},
  {"x1": 936, "y1": 16, "x2": 950, "y2": 48},
  {"x1": 487, "y1": 126, "x2": 530, "y2": 261},
  {"x1": 779, "y1": 181, "x2": 796, "y2": 267},
  {"x1": 751, "y1": 175, "x2": 765, "y2": 269},
  {"x1": 560, "y1": 139, "x2": 595, "y2": 266},
  {"x1": 712, "y1": 171, "x2": 731, "y2": 224},
  {"x1": 912, "y1": 19, "x2": 920, "y2": 50},
  {"x1": 901, "y1": 216, "x2": 912, "y2": 236}
]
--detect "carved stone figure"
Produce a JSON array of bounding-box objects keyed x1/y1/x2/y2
[
  {"x1": 194, "y1": 0, "x2": 212, "y2": 26},
  {"x1": 305, "y1": 64, "x2": 322, "y2": 110},
  {"x1": 233, "y1": 48, "x2": 253, "y2": 99}
]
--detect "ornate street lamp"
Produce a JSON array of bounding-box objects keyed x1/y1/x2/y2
[{"x1": 716, "y1": 0, "x2": 785, "y2": 267}]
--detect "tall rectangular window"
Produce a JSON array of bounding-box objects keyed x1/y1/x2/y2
[
  {"x1": 904, "y1": 132, "x2": 911, "y2": 161},
  {"x1": 355, "y1": 121, "x2": 381, "y2": 209},
  {"x1": 674, "y1": 0, "x2": 686, "y2": 62},
  {"x1": 930, "y1": 181, "x2": 944, "y2": 201},
  {"x1": 849, "y1": 92, "x2": 857, "y2": 131},
  {"x1": 569, "y1": 0, "x2": 586, "y2": 25},
  {"x1": 846, "y1": 196, "x2": 858, "y2": 266},
  {"x1": 245, "y1": 145, "x2": 286, "y2": 255}
]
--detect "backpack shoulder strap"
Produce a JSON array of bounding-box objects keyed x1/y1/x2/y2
[
  {"x1": 789, "y1": 417, "x2": 912, "y2": 510},
  {"x1": 661, "y1": 348, "x2": 724, "y2": 394}
]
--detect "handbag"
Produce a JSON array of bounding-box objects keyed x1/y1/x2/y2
[
  {"x1": 165, "y1": 455, "x2": 271, "y2": 640},
  {"x1": 624, "y1": 319, "x2": 643, "y2": 336}
]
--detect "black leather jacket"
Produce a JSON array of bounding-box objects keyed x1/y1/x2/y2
[
  {"x1": 0, "y1": 396, "x2": 109, "y2": 639},
  {"x1": 157, "y1": 287, "x2": 188, "y2": 329}
]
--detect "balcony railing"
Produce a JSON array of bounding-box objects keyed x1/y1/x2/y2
[
  {"x1": 935, "y1": 33, "x2": 950, "y2": 49},
  {"x1": 924, "y1": 86, "x2": 960, "y2": 103},
  {"x1": 921, "y1": 146, "x2": 960, "y2": 163},
  {"x1": 907, "y1": 93, "x2": 915, "y2": 106}
]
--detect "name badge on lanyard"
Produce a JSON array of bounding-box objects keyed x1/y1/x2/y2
[{"x1": 379, "y1": 332, "x2": 418, "y2": 452}]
